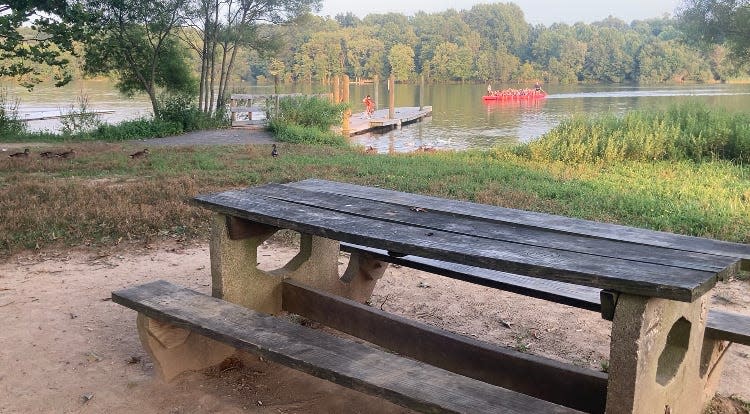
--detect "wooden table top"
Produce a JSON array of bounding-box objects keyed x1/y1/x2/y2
[{"x1": 194, "y1": 179, "x2": 748, "y2": 302}]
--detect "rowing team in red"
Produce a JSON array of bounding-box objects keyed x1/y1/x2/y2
[
  {"x1": 486, "y1": 88, "x2": 544, "y2": 97},
  {"x1": 485, "y1": 81, "x2": 546, "y2": 100}
]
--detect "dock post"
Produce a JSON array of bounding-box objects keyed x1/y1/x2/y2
[
  {"x1": 333, "y1": 75, "x2": 340, "y2": 103},
  {"x1": 374, "y1": 75, "x2": 379, "y2": 111},
  {"x1": 388, "y1": 75, "x2": 395, "y2": 119},
  {"x1": 342, "y1": 75, "x2": 351, "y2": 136},
  {"x1": 419, "y1": 74, "x2": 424, "y2": 110}
]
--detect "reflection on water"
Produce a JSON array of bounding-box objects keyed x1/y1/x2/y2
[{"x1": 3, "y1": 80, "x2": 750, "y2": 152}]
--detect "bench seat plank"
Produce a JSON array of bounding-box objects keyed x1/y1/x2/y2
[
  {"x1": 113, "y1": 280, "x2": 583, "y2": 414},
  {"x1": 252, "y1": 184, "x2": 736, "y2": 276},
  {"x1": 341, "y1": 243, "x2": 750, "y2": 346},
  {"x1": 289, "y1": 179, "x2": 750, "y2": 269},
  {"x1": 194, "y1": 189, "x2": 722, "y2": 302}
]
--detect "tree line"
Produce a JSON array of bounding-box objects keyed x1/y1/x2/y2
[
  {"x1": 1, "y1": 0, "x2": 749, "y2": 117},
  {"x1": 255, "y1": 3, "x2": 750, "y2": 85}
]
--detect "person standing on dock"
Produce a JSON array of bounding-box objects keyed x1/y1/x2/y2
[{"x1": 363, "y1": 95, "x2": 374, "y2": 118}]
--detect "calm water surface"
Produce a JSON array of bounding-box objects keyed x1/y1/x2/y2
[{"x1": 5, "y1": 80, "x2": 750, "y2": 152}]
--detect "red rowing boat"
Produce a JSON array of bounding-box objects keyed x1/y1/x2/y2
[{"x1": 482, "y1": 92, "x2": 547, "y2": 101}]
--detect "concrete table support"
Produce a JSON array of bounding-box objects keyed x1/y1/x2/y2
[
  {"x1": 137, "y1": 213, "x2": 387, "y2": 381},
  {"x1": 606, "y1": 293, "x2": 729, "y2": 414}
]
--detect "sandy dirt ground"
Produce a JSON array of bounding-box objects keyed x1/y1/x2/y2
[{"x1": 1, "y1": 239, "x2": 748, "y2": 414}]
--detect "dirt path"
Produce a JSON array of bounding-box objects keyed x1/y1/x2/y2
[{"x1": 0, "y1": 241, "x2": 748, "y2": 413}]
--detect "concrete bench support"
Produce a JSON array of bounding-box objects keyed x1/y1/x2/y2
[{"x1": 606, "y1": 294, "x2": 728, "y2": 414}]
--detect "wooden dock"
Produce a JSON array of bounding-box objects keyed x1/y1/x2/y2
[{"x1": 345, "y1": 106, "x2": 432, "y2": 136}]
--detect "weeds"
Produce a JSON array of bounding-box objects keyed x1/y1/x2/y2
[
  {"x1": 59, "y1": 93, "x2": 101, "y2": 135},
  {"x1": 521, "y1": 101, "x2": 750, "y2": 164},
  {"x1": 0, "y1": 88, "x2": 26, "y2": 136}
]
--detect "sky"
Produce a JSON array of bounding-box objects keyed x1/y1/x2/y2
[{"x1": 316, "y1": 0, "x2": 684, "y2": 26}]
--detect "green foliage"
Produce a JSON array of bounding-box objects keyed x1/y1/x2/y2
[
  {"x1": 59, "y1": 93, "x2": 102, "y2": 135},
  {"x1": 678, "y1": 0, "x2": 750, "y2": 62},
  {"x1": 520, "y1": 102, "x2": 750, "y2": 164},
  {"x1": 0, "y1": 0, "x2": 81, "y2": 89},
  {"x1": 91, "y1": 118, "x2": 184, "y2": 140},
  {"x1": 157, "y1": 94, "x2": 229, "y2": 132},
  {"x1": 268, "y1": 120, "x2": 346, "y2": 145},
  {"x1": 267, "y1": 96, "x2": 347, "y2": 145},
  {"x1": 273, "y1": 96, "x2": 347, "y2": 130},
  {"x1": 0, "y1": 88, "x2": 27, "y2": 136}
]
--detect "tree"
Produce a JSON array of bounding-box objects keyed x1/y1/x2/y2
[
  {"x1": 388, "y1": 43, "x2": 414, "y2": 81},
  {"x1": 83, "y1": 0, "x2": 192, "y2": 116},
  {"x1": 0, "y1": 0, "x2": 85, "y2": 89},
  {"x1": 182, "y1": 0, "x2": 318, "y2": 114},
  {"x1": 677, "y1": 0, "x2": 750, "y2": 60}
]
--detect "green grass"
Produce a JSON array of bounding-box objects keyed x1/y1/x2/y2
[
  {"x1": 520, "y1": 101, "x2": 750, "y2": 164},
  {"x1": 1, "y1": 143, "x2": 748, "y2": 257}
]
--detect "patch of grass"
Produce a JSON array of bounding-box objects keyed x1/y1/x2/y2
[
  {"x1": 1, "y1": 143, "x2": 748, "y2": 257},
  {"x1": 268, "y1": 96, "x2": 348, "y2": 146}
]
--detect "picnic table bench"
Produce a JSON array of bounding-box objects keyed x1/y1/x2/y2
[{"x1": 113, "y1": 179, "x2": 750, "y2": 414}]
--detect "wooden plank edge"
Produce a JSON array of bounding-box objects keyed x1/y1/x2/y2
[
  {"x1": 281, "y1": 279, "x2": 607, "y2": 414},
  {"x1": 113, "y1": 280, "x2": 582, "y2": 414}
]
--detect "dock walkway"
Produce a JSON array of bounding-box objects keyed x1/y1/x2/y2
[{"x1": 345, "y1": 106, "x2": 432, "y2": 136}]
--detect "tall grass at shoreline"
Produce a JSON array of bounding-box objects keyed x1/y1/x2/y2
[
  {"x1": 1, "y1": 144, "x2": 748, "y2": 257},
  {"x1": 521, "y1": 102, "x2": 750, "y2": 164},
  {"x1": 268, "y1": 96, "x2": 348, "y2": 145}
]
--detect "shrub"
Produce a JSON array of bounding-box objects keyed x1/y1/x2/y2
[
  {"x1": 158, "y1": 93, "x2": 229, "y2": 132},
  {"x1": 59, "y1": 93, "x2": 102, "y2": 135},
  {"x1": 267, "y1": 96, "x2": 347, "y2": 146}
]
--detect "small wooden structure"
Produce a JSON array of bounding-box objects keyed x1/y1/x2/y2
[
  {"x1": 114, "y1": 179, "x2": 750, "y2": 414},
  {"x1": 228, "y1": 93, "x2": 331, "y2": 128}
]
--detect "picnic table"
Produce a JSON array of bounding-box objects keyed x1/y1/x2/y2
[{"x1": 114, "y1": 179, "x2": 750, "y2": 414}]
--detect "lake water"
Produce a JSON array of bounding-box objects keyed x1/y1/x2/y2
[{"x1": 4, "y1": 80, "x2": 750, "y2": 152}]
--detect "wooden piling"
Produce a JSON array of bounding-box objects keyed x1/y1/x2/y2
[
  {"x1": 388, "y1": 75, "x2": 395, "y2": 119},
  {"x1": 333, "y1": 76, "x2": 340, "y2": 103},
  {"x1": 419, "y1": 74, "x2": 424, "y2": 110},
  {"x1": 374, "y1": 75, "x2": 379, "y2": 111},
  {"x1": 342, "y1": 75, "x2": 351, "y2": 136}
]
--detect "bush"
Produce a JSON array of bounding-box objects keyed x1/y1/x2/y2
[
  {"x1": 158, "y1": 94, "x2": 229, "y2": 132},
  {"x1": 268, "y1": 96, "x2": 347, "y2": 146}
]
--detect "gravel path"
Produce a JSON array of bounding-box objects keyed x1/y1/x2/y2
[{"x1": 131, "y1": 127, "x2": 276, "y2": 146}]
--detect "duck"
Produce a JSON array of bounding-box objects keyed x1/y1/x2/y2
[
  {"x1": 271, "y1": 144, "x2": 279, "y2": 158},
  {"x1": 9, "y1": 148, "x2": 30, "y2": 158},
  {"x1": 58, "y1": 149, "x2": 75, "y2": 159},
  {"x1": 40, "y1": 151, "x2": 58, "y2": 158},
  {"x1": 414, "y1": 145, "x2": 436, "y2": 153},
  {"x1": 365, "y1": 146, "x2": 377, "y2": 154},
  {"x1": 129, "y1": 148, "x2": 149, "y2": 159}
]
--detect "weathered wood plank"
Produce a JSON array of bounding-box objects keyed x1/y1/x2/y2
[
  {"x1": 281, "y1": 279, "x2": 607, "y2": 414},
  {"x1": 706, "y1": 310, "x2": 750, "y2": 345},
  {"x1": 193, "y1": 189, "x2": 719, "y2": 301},
  {"x1": 340, "y1": 244, "x2": 750, "y2": 346},
  {"x1": 251, "y1": 184, "x2": 737, "y2": 276},
  {"x1": 113, "y1": 281, "x2": 582, "y2": 414},
  {"x1": 340, "y1": 243, "x2": 602, "y2": 311},
  {"x1": 289, "y1": 179, "x2": 750, "y2": 269}
]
